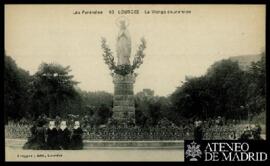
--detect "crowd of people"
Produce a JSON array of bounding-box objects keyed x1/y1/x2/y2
[
  {"x1": 237, "y1": 124, "x2": 263, "y2": 140},
  {"x1": 193, "y1": 119, "x2": 263, "y2": 140},
  {"x1": 23, "y1": 118, "x2": 83, "y2": 150}
]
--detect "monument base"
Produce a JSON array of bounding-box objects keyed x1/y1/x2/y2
[
  {"x1": 112, "y1": 106, "x2": 135, "y2": 123},
  {"x1": 112, "y1": 73, "x2": 136, "y2": 124}
]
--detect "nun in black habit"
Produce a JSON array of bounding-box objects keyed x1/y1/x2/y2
[
  {"x1": 46, "y1": 120, "x2": 59, "y2": 150},
  {"x1": 70, "y1": 121, "x2": 83, "y2": 150},
  {"x1": 57, "y1": 121, "x2": 71, "y2": 150}
]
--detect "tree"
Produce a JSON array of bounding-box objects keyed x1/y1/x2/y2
[
  {"x1": 4, "y1": 54, "x2": 31, "y2": 123},
  {"x1": 135, "y1": 89, "x2": 155, "y2": 126},
  {"x1": 170, "y1": 59, "x2": 250, "y2": 121},
  {"x1": 135, "y1": 89, "x2": 173, "y2": 126},
  {"x1": 96, "y1": 104, "x2": 113, "y2": 125},
  {"x1": 29, "y1": 63, "x2": 81, "y2": 118},
  {"x1": 205, "y1": 59, "x2": 248, "y2": 119},
  {"x1": 78, "y1": 90, "x2": 113, "y2": 108},
  {"x1": 170, "y1": 76, "x2": 213, "y2": 119},
  {"x1": 245, "y1": 53, "x2": 266, "y2": 117}
]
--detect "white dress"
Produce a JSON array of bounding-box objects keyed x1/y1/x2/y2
[{"x1": 116, "y1": 28, "x2": 131, "y2": 66}]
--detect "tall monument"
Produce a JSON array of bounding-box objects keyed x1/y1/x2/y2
[{"x1": 101, "y1": 17, "x2": 146, "y2": 124}]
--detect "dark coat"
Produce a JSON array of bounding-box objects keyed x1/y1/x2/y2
[
  {"x1": 46, "y1": 128, "x2": 59, "y2": 150},
  {"x1": 57, "y1": 128, "x2": 71, "y2": 150},
  {"x1": 23, "y1": 126, "x2": 46, "y2": 150},
  {"x1": 194, "y1": 126, "x2": 203, "y2": 141},
  {"x1": 70, "y1": 128, "x2": 83, "y2": 150},
  {"x1": 239, "y1": 131, "x2": 252, "y2": 140}
]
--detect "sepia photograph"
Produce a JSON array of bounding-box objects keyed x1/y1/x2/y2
[{"x1": 4, "y1": 4, "x2": 266, "y2": 161}]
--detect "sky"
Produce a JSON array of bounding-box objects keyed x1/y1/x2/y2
[{"x1": 5, "y1": 5, "x2": 265, "y2": 96}]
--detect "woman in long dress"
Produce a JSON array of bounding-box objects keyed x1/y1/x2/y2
[{"x1": 116, "y1": 20, "x2": 131, "y2": 66}]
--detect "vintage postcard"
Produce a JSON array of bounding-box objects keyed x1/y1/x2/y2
[{"x1": 4, "y1": 4, "x2": 267, "y2": 162}]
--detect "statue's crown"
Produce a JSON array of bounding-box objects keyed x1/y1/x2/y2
[{"x1": 116, "y1": 17, "x2": 129, "y2": 28}]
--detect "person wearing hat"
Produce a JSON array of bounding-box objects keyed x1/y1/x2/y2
[
  {"x1": 23, "y1": 122, "x2": 38, "y2": 149},
  {"x1": 36, "y1": 120, "x2": 47, "y2": 148},
  {"x1": 70, "y1": 121, "x2": 84, "y2": 150},
  {"x1": 194, "y1": 120, "x2": 203, "y2": 141},
  {"x1": 46, "y1": 121, "x2": 59, "y2": 150},
  {"x1": 23, "y1": 118, "x2": 47, "y2": 150},
  {"x1": 239, "y1": 126, "x2": 252, "y2": 140},
  {"x1": 252, "y1": 124, "x2": 262, "y2": 140},
  {"x1": 57, "y1": 121, "x2": 71, "y2": 150}
]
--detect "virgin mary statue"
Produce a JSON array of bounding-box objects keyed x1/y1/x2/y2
[{"x1": 116, "y1": 19, "x2": 131, "y2": 66}]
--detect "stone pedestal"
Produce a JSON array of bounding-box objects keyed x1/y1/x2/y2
[{"x1": 112, "y1": 73, "x2": 136, "y2": 123}]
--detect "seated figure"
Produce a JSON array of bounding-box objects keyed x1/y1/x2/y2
[{"x1": 23, "y1": 120, "x2": 46, "y2": 150}]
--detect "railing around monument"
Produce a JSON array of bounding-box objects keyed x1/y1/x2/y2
[
  {"x1": 5, "y1": 123, "x2": 242, "y2": 140},
  {"x1": 83, "y1": 127, "x2": 240, "y2": 140},
  {"x1": 83, "y1": 127, "x2": 192, "y2": 140}
]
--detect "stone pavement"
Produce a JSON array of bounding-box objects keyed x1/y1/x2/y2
[
  {"x1": 5, "y1": 139, "x2": 184, "y2": 161},
  {"x1": 5, "y1": 147, "x2": 184, "y2": 161}
]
